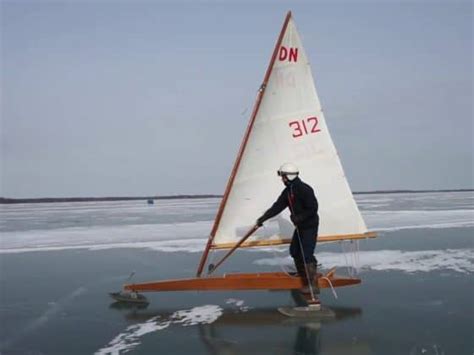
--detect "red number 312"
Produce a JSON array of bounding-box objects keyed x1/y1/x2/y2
[{"x1": 289, "y1": 116, "x2": 321, "y2": 138}]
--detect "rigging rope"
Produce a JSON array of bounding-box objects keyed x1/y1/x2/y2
[
  {"x1": 341, "y1": 241, "x2": 352, "y2": 277},
  {"x1": 355, "y1": 240, "x2": 361, "y2": 273},
  {"x1": 340, "y1": 240, "x2": 362, "y2": 278},
  {"x1": 319, "y1": 276, "x2": 338, "y2": 299}
]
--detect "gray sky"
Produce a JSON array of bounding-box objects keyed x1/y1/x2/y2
[{"x1": 1, "y1": 0, "x2": 472, "y2": 198}]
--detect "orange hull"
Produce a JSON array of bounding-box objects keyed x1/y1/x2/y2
[{"x1": 124, "y1": 271, "x2": 360, "y2": 292}]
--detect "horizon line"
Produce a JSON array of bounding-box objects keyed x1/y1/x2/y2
[{"x1": 1, "y1": 188, "x2": 473, "y2": 204}]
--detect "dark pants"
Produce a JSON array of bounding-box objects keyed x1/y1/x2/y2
[
  {"x1": 289, "y1": 227, "x2": 318, "y2": 268},
  {"x1": 290, "y1": 226, "x2": 319, "y2": 295}
]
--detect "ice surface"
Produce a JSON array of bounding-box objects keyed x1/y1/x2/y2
[
  {"x1": 95, "y1": 316, "x2": 170, "y2": 355},
  {"x1": 363, "y1": 209, "x2": 474, "y2": 232},
  {"x1": 225, "y1": 298, "x2": 249, "y2": 312},
  {"x1": 170, "y1": 305, "x2": 223, "y2": 326},
  {"x1": 95, "y1": 305, "x2": 223, "y2": 354},
  {"x1": 0, "y1": 222, "x2": 211, "y2": 253},
  {"x1": 1, "y1": 192, "x2": 472, "y2": 254},
  {"x1": 253, "y1": 249, "x2": 474, "y2": 274}
]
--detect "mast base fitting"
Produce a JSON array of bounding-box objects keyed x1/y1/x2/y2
[{"x1": 207, "y1": 264, "x2": 215, "y2": 273}]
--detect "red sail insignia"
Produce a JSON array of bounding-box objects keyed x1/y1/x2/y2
[{"x1": 279, "y1": 46, "x2": 298, "y2": 62}]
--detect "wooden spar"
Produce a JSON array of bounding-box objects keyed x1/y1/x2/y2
[
  {"x1": 211, "y1": 231, "x2": 377, "y2": 249},
  {"x1": 207, "y1": 225, "x2": 259, "y2": 275},
  {"x1": 196, "y1": 11, "x2": 293, "y2": 277},
  {"x1": 124, "y1": 271, "x2": 360, "y2": 292}
]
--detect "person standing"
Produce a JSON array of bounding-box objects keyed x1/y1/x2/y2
[{"x1": 256, "y1": 163, "x2": 320, "y2": 297}]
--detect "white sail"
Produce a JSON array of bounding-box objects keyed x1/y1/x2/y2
[{"x1": 211, "y1": 14, "x2": 371, "y2": 249}]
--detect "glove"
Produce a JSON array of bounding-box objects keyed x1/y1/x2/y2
[
  {"x1": 290, "y1": 214, "x2": 302, "y2": 225},
  {"x1": 256, "y1": 217, "x2": 265, "y2": 227}
]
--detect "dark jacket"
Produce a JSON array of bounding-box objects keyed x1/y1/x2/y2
[{"x1": 258, "y1": 177, "x2": 319, "y2": 230}]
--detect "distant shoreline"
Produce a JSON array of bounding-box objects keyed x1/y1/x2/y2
[
  {"x1": 0, "y1": 195, "x2": 222, "y2": 204},
  {"x1": 0, "y1": 189, "x2": 472, "y2": 204}
]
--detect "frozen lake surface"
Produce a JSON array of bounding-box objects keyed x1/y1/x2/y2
[{"x1": 0, "y1": 191, "x2": 473, "y2": 354}]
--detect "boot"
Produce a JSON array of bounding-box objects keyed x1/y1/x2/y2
[
  {"x1": 300, "y1": 262, "x2": 319, "y2": 297},
  {"x1": 307, "y1": 262, "x2": 320, "y2": 295},
  {"x1": 300, "y1": 262, "x2": 320, "y2": 295}
]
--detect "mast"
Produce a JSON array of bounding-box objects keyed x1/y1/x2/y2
[{"x1": 196, "y1": 11, "x2": 293, "y2": 277}]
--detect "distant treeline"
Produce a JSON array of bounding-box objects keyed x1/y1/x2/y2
[
  {"x1": 0, "y1": 195, "x2": 221, "y2": 204},
  {"x1": 355, "y1": 189, "x2": 473, "y2": 195},
  {"x1": 0, "y1": 189, "x2": 472, "y2": 204}
]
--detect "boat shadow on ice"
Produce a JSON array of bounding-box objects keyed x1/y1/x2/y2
[
  {"x1": 109, "y1": 301, "x2": 150, "y2": 310},
  {"x1": 108, "y1": 295, "x2": 366, "y2": 354},
  {"x1": 196, "y1": 306, "x2": 368, "y2": 355}
]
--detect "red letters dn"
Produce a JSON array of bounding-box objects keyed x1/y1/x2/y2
[{"x1": 279, "y1": 46, "x2": 298, "y2": 62}]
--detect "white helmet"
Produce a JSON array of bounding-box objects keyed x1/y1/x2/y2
[{"x1": 277, "y1": 163, "x2": 299, "y2": 181}]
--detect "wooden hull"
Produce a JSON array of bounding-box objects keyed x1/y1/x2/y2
[{"x1": 124, "y1": 271, "x2": 360, "y2": 293}]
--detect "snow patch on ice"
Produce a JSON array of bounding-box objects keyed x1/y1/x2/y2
[
  {"x1": 95, "y1": 316, "x2": 170, "y2": 355},
  {"x1": 0, "y1": 222, "x2": 210, "y2": 254},
  {"x1": 225, "y1": 298, "x2": 250, "y2": 312},
  {"x1": 0, "y1": 197, "x2": 474, "y2": 254},
  {"x1": 226, "y1": 298, "x2": 244, "y2": 307},
  {"x1": 253, "y1": 249, "x2": 474, "y2": 274},
  {"x1": 0, "y1": 239, "x2": 207, "y2": 254},
  {"x1": 170, "y1": 305, "x2": 223, "y2": 326},
  {"x1": 95, "y1": 305, "x2": 223, "y2": 354},
  {"x1": 363, "y1": 209, "x2": 474, "y2": 232}
]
